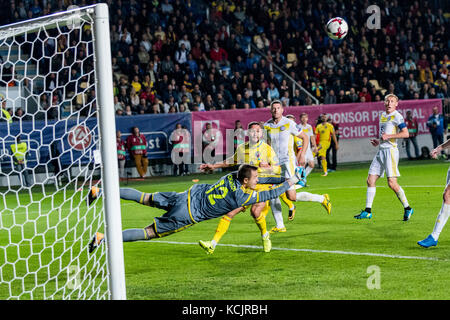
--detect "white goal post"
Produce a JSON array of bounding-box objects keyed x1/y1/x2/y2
[{"x1": 0, "y1": 4, "x2": 126, "y2": 300}]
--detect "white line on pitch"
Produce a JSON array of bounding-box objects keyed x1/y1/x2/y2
[
  {"x1": 149, "y1": 240, "x2": 449, "y2": 262},
  {"x1": 304, "y1": 185, "x2": 442, "y2": 191}
]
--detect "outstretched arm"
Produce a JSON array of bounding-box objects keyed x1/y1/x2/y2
[
  {"x1": 242, "y1": 174, "x2": 301, "y2": 207},
  {"x1": 431, "y1": 138, "x2": 450, "y2": 158},
  {"x1": 200, "y1": 155, "x2": 235, "y2": 172}
]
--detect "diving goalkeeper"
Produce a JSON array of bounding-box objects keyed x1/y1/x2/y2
[{"x1": 88, "y1": 164, "x2": 303, "y2": 252}]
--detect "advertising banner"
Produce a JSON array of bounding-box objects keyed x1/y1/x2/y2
[
  {"x1": 0, "y1": 113, "x2": 192, "y2": 170},
  {"x1": 191, "y1": 99, "x2": 442, "y2": 159}
]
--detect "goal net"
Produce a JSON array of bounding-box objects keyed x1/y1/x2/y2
[{"x1": 0, "y1": 4, "x2": 125, "y2": 300}]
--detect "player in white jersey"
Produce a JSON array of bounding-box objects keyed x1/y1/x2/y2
[
  {"x1": 354, "y1": 94, "x2": 414, "y2": 221},
  {"x1": 297, "y1": 112, "x2": 317, "y2": 181},
  {"x1": 265, "y1": 101, "x2": 331, "y2": 231},
  {"x1": 418, "y1": 138, "x2": 450, "y2": 248}
]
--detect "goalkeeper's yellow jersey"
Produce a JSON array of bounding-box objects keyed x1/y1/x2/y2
[{"x1": 233, "y1": 141, "x2": 281, "y2": 177}]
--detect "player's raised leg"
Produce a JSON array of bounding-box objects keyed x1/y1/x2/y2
[
  {"x1": 199, "y1": 216, "x2": 233, "y2": 254},
  {"x1": 418, "y1": 174, "x2": 450, "y2": 248},
  {"x1": 419, "y1": 140, "x2": 450, "y2": 247},
  {"x1": 199, "y1": 207, "x2": 244, "y2": 254},
  {"x1": 294, "y1": 191, "x2": 332, "y2": 215},
  {"x1": 89, "y1": 224, "x2": 156, "y2": 253},
  {"x1": 88, "y1": 186, "x2": 151, "y2": 206}
]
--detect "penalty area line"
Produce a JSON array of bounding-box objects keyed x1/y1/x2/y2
[
  {"x1": 149, "y1": 240, "x2": 449, "y2": 262},
  {"x1": 304, "y1": 185, "x2": 442, "y2": 191}
]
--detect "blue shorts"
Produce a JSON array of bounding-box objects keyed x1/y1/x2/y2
[{"x1": 151, "y1": 191, "x2": 196, "y2": 237}]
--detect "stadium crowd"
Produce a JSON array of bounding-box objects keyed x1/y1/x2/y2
[{"x1": 1, "y1": 0, "x2": 449, "y2": 118}]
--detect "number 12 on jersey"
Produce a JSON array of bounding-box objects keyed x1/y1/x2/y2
[{"x1": 205, "y1": 179, "x2": 228, "y2": 205}]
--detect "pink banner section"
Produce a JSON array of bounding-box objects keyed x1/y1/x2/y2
[{"x1": 192, "y1": 99, "x2": 442, "y2": 156}]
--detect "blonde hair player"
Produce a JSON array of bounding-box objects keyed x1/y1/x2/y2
[
  {"x1": 354, "y1": 94, "x2": 413, "y2": 220},
  {"x1": 264, "y1": 101, "x2": 331, "y2": 232}
]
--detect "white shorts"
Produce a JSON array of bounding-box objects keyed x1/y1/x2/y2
[
  {"x1": 305, "y1": 147, "x2": 314, "y2": 163},
  {"x1": 368, "y1": 148, "x2": 400, "y2": 178},
  {"x1": 281, "y1": 160, "x2": 296, "y2": 191}
]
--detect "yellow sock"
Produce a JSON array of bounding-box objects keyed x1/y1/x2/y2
[
  {"x1": 321, "y1": 159, "x2": 327, "y2": 174},
  {"x1": 280, "y1": 193, "x2": 294, "y2": 210},
  {"x1": 212, "y1": 216, "x2": 232, "y2": 244},
  {"x1": 260, "y1": 201, "x2": 270, "y2": 218},
  {"x1": 254, "y1": 214, "x2": 267, "y2": 236}
]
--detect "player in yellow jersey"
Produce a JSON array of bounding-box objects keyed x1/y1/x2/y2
[
  {"x1": 199, "y1": 121, "x2": 280, "y2": 253},
  {"x1": 265, "y1": 101, "x2": 332, "y2": 231},
  {"x1": 315, "y1": 113, "x2": 339, "y2": 176}
]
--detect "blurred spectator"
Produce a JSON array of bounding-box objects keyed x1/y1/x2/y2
[
  {"x1": 202, "y1": 122, "x2": 219, "y2": 162},
  {"x1": 175, "y1": 43, "x2": 189, "y2": 67},
  {"x1": 10, "y1": 136, "x2": 32, "y2": 187},
  {"x1": 1, "y1": 95, "x2": 12, "y2": 123},
  {"x1": 129, "y1": 88, "x2": 140, "y2": 110},
  {"x1": 116, "y1": 130, "x2": 127, "y2": 179},
  {"x1": 6, "y1": 0, "x2": 450, "y2": 123},
  {"x1": 210, "y1": 41, "x2": 228, "y2": 65},
  {"x1": 169, "y1": 123, "x2": 190, "y2": 176},
  {"x1": 267, "y1": 82, "x2": 280, "y2": 102},
  {"x1": 427, "y1": 106, "x2": 445, "y2": 153},
  {"x1": 404, "y1": 110, "x2": 420, "y2": 160},
  {"x1": 233, "y1": 120, "x2": 245, "y2": 152},
  {"x1": 324, "y1": 90, "x2": 337, "y2": 105},
  {"x1": 114, "y1": 95, "x2": 124, "y2": 115},
  {"x1": 123, "y1": 105, "x2": 134, "y2": 116},
  {"x1": 126, "y1": 126, "x2": 148, "y2": 178},
  {"x1": 49, "y1": 138, "x2": 67, "y2": 187}
]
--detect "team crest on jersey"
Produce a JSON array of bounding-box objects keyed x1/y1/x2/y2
[{"x1": 280, "y1": 126, "x2": 286, "y2": 131}]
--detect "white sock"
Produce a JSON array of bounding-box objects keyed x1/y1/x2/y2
[
  {"x1": 395, "y1": 186, "x2": 409, "y2": 208},
  {"x1": 305, "y1": 166, "x2": 313, "y2": 177},
  {"x1": 262, "y1": 231, "x2": 269, "y2": 239},
  {"x1": 366, "y1": 187, "x2": 376, "y2": 209},
  {"x1": 270, "y1": 198, "x2": 285, "y2": 228},
  {"x1": 431, "y1": 203, "x2": 450, "y2": 241},
  {"x1": 211, "y1": 240, "x2": 217, "y2": 248},
  {"x1": 296, "y1": 192, "x2": 324, "y2": 203}
]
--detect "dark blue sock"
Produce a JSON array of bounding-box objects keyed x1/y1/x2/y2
[
  {"x1": 120, "y1": 188, "x2": 146, "y2": 204},
  {"x1": 122, "y1": 228, "x2": 148, "y2": 242}
]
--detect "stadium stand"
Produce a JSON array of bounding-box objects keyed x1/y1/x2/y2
[{"x1": 0, "y1": 0, "x2": 449, "y2": 117}]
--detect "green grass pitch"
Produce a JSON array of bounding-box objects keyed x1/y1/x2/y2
[{"x1": 1, "y1": 159, "x2": 450, "y2": 299}]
